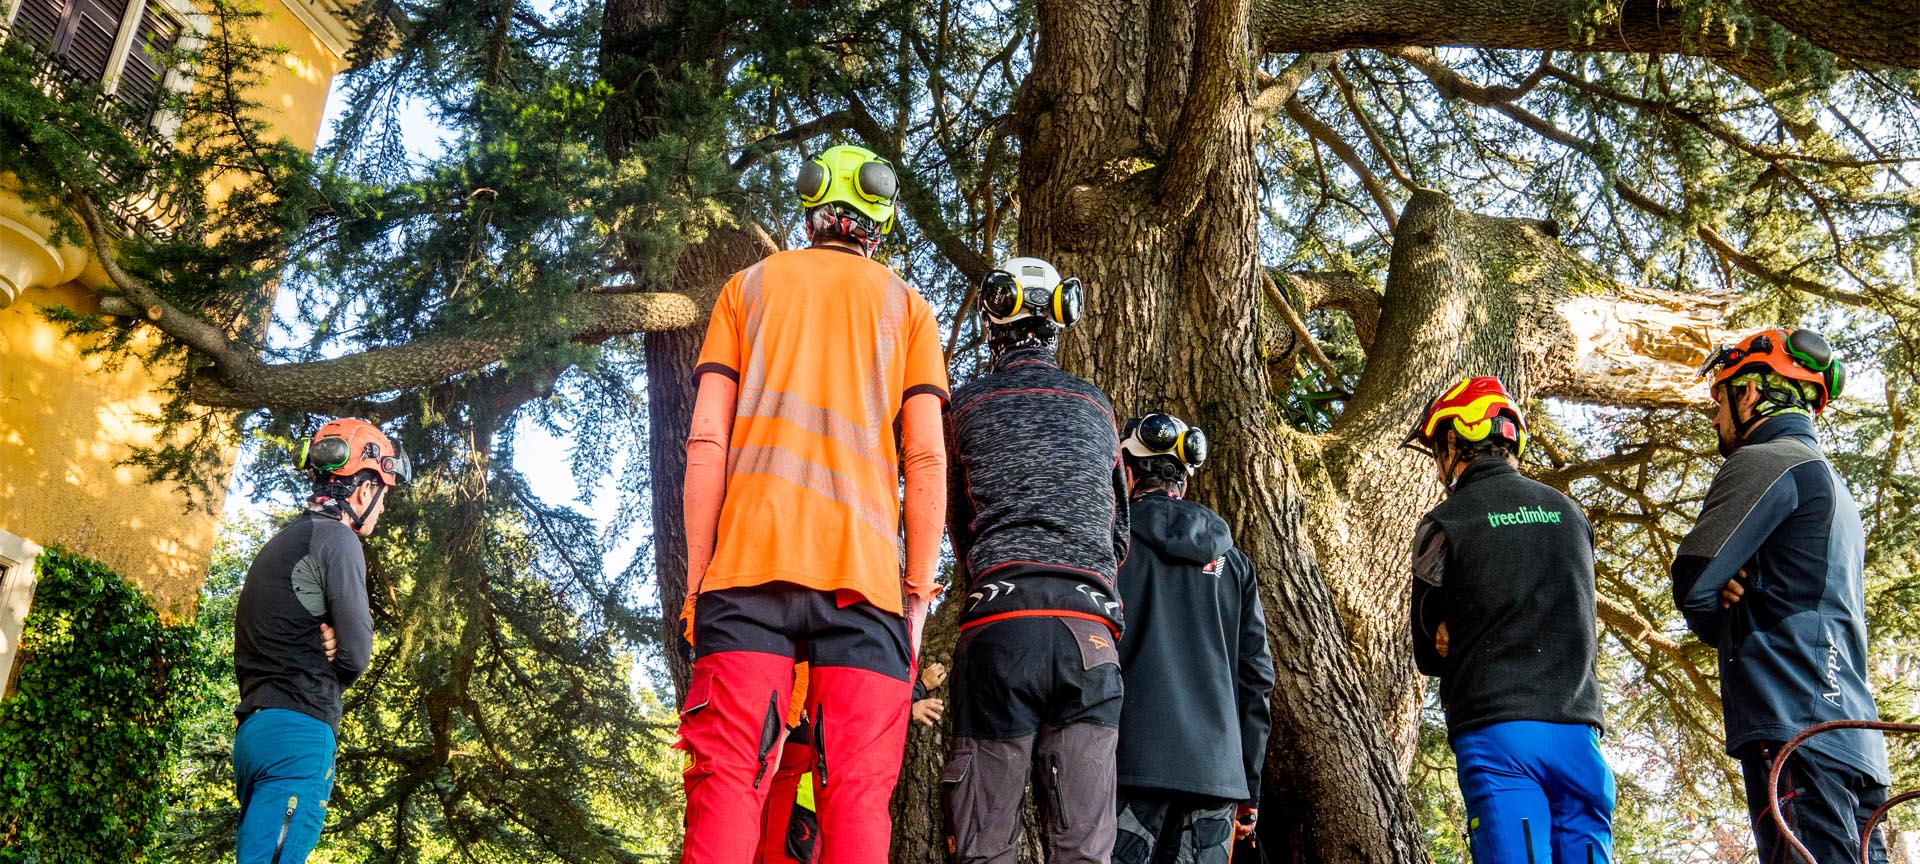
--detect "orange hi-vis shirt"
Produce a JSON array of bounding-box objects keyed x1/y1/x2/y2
[{"x1": 693, "y1": 247, "x2": 950, "y2": 615}]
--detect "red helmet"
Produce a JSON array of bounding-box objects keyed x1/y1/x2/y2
[
  {"x1": 1404, "y1": 376, "x2": 1528, "y2": 457},
  {"x1": 298, "y1": 418, "x2": 410, "y2": 487},
  {"x1": 1697, "y1": 327, "x2": 1844, "y2": 413}
]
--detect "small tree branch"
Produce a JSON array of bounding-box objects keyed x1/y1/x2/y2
[
  {"x1": 1283, "y1": 95, "x2": 1398, "y2": 231},
  {"x1": 1331, "y1": 63, "x2": 1416, "y2": 191},
  {"x1": 1262, "y1": 270, "x2": 1348, "y2": 389}
]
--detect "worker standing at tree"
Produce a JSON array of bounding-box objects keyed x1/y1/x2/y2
[
  {"x1": 1110, "y1": 412, "x2": 1274, "y2": 864},
  {"x1": 940, "y1": 257, "x2": 1129, "y2": 864},
  {"x1": 1404, "y1": 377, "x2": 1614, "y2": 864},
  {"x1": 1675, "y1": 328, "x2": 1888, "y2": 864},
  {"x1": 677, "y1": 143, "x2": 949, "y2": 864},
  {"x1": 232, "y1": 418, "x2": 409, "y2": 864}
]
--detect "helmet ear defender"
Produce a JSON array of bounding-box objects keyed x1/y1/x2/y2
[
  {"x1": 796, "y1": 159, "x2": 830, "y2": 206},
  {"x1": 980, "y1": 270, "x2": 1083, "y2": 327},
  {"x1": 1122, "y1": 413, "x2": 1208, "y2": 473},
  {"x1": 298, "y1": 435, "x2": 352, "y2": 473}
]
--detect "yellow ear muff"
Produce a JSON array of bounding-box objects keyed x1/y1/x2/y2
[
  {"x1": 1173, "y1": 429, "x2": 1189, "y2": 463},
  {"x1": 798, "y1": 157, "x2": 830, "y2": 206},
  {"x1": 1052, "y1": 285, "x2": 1065, "y2": 324},
  {"x1": 1008, "y1": 289, "x2": 1025, "y2": 318},
  {"x1": 1453, "y1": 417, "x2": 1493, "y2": 442}
]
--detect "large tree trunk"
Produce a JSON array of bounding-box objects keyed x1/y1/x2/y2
[{"x1": 1014, "y1": 2, "x2": 1431, "y2": 861}]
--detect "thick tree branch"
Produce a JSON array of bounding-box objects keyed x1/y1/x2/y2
[
  {"x1": 1291, "y1": 269, "x2": 1381, "y2": 350},
  {"x1": 1252, "y1": 0, "x2": 1900, "y2": 73},
  {"x1": 1159, "y1": 0, "x2": 1256, "y2": 210},
  {"x1": 1251, "y1": 52, "x2": 1341, "y2": 121},
  {"x1": 1742, "y1": 0, "x2": 1920, "y2": 68},
  {"x1": 73, "y1": 189, "x2": 698, "y2": 412}
]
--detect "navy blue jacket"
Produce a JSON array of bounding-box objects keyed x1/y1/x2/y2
[{"x1": 1671, "y1": 413, "x2": 1887, "y2": 782}]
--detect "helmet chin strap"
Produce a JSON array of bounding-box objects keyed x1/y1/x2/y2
[{"x1": 335, "y1": 482, "x2": 386, "y2": 534}]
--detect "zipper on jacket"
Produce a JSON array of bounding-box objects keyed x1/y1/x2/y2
[
  {"x1": 752, "y1": 691, "x2": 781, "y2": 790},
  {"x1": 270, "y1": 795, "x2": 298, "y2": 864}
]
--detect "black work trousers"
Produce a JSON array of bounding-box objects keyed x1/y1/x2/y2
[
  {"x1": 942, "y1": 615, "x2": 1123, "y2": 864},
  {"x1": 1739, "y1": 743, "x2": 1889, "y2": 864}
]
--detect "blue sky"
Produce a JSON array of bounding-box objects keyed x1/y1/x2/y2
[{"x1": 223, "y1": 50, "x2": 638, "y2": 576}]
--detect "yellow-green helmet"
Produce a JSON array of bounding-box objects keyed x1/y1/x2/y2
[{"x1": 795, "y1": 144, "x2": 897, "y2": 232}]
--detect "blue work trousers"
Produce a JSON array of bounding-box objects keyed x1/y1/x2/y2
[
  {"x1": 233, "y1": 708, "x2": 336, "y2": 864},
  {"x1": 1453, "y1": 720, "x2": 1615, "y2": 864}
]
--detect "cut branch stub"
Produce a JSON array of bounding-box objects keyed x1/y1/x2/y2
[{"x1": 1545, "y1": 285, "x2": 1736, "y2": 408}]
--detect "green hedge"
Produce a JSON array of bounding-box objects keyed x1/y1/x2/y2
[{"x1": 0, "y1": 546, "x2": 210, "y2": 863}]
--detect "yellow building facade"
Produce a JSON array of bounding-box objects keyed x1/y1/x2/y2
[{"x1": 0, "y1": 0, "x2": 365, "y2": 692}]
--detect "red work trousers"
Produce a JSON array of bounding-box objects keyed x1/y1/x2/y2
[{"x1": 679, "y1": 584, "x2": 913, "y2": 864}]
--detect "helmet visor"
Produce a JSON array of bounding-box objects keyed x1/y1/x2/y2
[{"x1": 381, "y1": 439, "x2": 412, "y2": 485}]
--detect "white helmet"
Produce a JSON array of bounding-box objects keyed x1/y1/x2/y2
[{"x1": 978, "y1": 257, "x2": 1083, "y2": 327}]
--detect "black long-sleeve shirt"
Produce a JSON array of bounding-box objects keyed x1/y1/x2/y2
[
  {"x1": 945, "y1": 348, "x2": 1129, "y2": 634},
  {"x1": 234, "y1": 510, "x2": 373, "y2": 731}
]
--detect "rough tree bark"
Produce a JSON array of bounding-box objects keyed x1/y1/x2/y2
[
  {"x1": 1010, "y1": 1, "x2": 1430, "y2": 859},
  {"x1": 987, "y1": 1, "x2": 1735, "y2": 858}
]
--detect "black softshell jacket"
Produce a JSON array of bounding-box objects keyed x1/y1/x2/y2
[
  {"x1": 946, "y1": 349, "x2": 1129, "y2": 632},
  {"x1": 1114, "y1": 492, "x2": 1275, "y2": 804}
]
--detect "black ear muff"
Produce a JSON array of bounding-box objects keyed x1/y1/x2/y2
[
  {"x1": 980, "y1": 270, "x2": 1021, "y2": 321},
  {"x1": 1053, "y1": 277, "x2": 1083, "y2": 327},
  {"x1": 797, "y1": 158, "x2": 829, "y2": 205},
  {"x1": 1827, "y1": 360, "x2": 1847, "y2": 404},
  {"x1": 855, "y1": 158, "x2": 897, "y2": 203},
  {"x1": 304, "y1": 436, "x2": 351, "y2": 473},
  {"x1": 1181, "y1": 426, "x2": 1209, "y2": 467}
]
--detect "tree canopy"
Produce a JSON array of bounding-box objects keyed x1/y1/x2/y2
[{"x1": 3, "y1": 0, "x2": 1918, "y2": 860}]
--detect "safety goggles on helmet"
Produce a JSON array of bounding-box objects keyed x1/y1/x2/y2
[
  {"x1": 980, "y1": 259, "x2": 1083, "y2": 327},
  {"x1": 795, "y1": 145, "x2": 898, "y2": 232},
  {"x1": 1402, "y1": 376, "x2": 1528, "y2": 458},
  {"x1": 1122, "y1": 412, "x2": 1208, "y2": 474},
  {"x1": 1698, "y1": 327, "x2": 1845, "y2": 412}
]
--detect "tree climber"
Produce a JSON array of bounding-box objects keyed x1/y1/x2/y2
[
  {"x1": 1676, "y1": 328, "x2": 1888, "y2": 864},
  {"x1": 1110, "y1": 412, "x2": 1275, "y2": 864},
  {"x1": 677, "y1": 143, "x2": 949, "y2": 864},
  {"x1": 233, "y1": 418, "x2": 410, "y2": 864},
  {"x1": 941, "y1": 257, "x2": 1129, "y2": 864},
  {"x1": 1405, "y1": 377, "x2": 1615, "y2": 864}
]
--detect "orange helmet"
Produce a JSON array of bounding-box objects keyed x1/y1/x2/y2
[
  {"x1": 298, "y1": 418, "x2": 410, "y2": 487},
  {"x1": 1697, "y1": 327, "x2": 1844, "y2": 413},
  {"x1": 1404, "y1": 376, "x2": 1528, "y2": 457}
]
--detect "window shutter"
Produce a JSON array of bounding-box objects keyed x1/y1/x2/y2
[
  {"x1": 48, "y1": 0, "x2": 128, "y2": 85},
  {"x1": 9, "y1": 0, "x2": 69, "y2": 51},
  {"x1": 113, "y1": 2, "x2": 179, "y2": 122}
]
